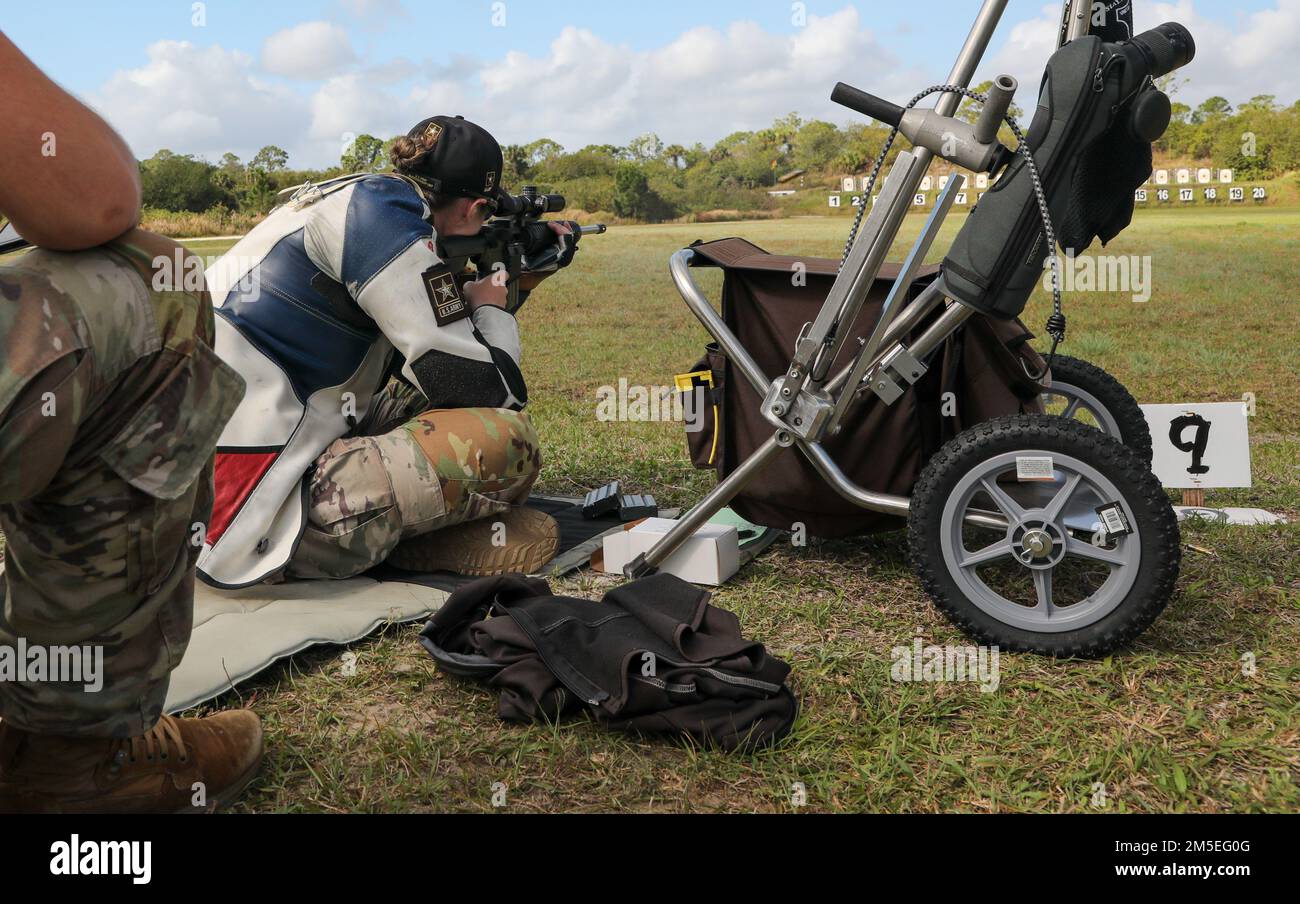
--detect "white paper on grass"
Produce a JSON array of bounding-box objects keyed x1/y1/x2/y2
[
  {"x1": 1175, "y1": 507, "x2": 1285, "y2": 526},
  {"x1": 1140, "y1": 402, "x2": 1252, "y2": 490}
]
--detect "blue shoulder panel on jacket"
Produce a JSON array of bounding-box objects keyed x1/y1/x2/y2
[
  {"x1": 341, "y1": 177, "x2": 431, "y2": 293},
  {"x1": 220, "y1": 229, "x2": 377, "y2": 404}
]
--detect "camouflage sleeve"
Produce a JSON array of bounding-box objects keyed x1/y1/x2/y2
[{"x1": 0, "y1": 351, "x2": 88, "y2": 503}]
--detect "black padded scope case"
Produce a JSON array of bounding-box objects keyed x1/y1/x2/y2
[{"x1": 940, "y1": 34, "x2": 1165, "y2": 319}]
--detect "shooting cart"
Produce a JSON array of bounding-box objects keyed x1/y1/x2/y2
[{"x1": 636, "y1": 0, "x2": 1196, "y2": 657}]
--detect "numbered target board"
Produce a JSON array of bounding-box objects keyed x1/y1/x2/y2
[{"x1": 1140, "y1": 402, "x2": 1252, "y2": 489}]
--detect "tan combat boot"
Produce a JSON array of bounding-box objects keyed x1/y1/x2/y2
[
  {"x1": 387, "y1": 505, "x2": 560, "y2": 577},
  {"x1": 0, "y1": 710, "x2": 264, "y2": 814}
]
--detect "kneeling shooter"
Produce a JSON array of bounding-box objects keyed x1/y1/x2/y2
[{"x1": 199, "y1": 115, "x2": 583, "y2": 586}]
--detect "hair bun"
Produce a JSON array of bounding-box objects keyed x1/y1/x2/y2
[{"x1": 389, "y1": 135, "x2": 431, "y2": 171}]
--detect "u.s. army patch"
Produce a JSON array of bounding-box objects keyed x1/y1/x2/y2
[{"x1": 422, "y1": 266, "x2": 468, "y2": 327}]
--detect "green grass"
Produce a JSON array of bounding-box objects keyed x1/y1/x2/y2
[{"x1": 113, "y1": 209, "x2": 1300, "y2": 810}]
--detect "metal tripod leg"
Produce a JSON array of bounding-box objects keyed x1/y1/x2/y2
[{"x1": 625, "y1": 435, "x2": 786, "y2": 578}]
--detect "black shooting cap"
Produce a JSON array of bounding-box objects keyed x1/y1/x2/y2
[{"x1": 402, "y1": 115, "x2": 506, "y2": 204}]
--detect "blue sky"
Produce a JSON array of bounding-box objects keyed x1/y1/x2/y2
[{"x1": 4, "y1": 1, "x2": 1292, "y2": 167}]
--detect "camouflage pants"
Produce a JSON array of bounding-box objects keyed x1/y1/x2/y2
[
  {"x1": 287, "y1": 384, "x2": 542, "y2": 580},
  {"x1": 0, "y1": 232, "x2": 240, "y2": 738}
]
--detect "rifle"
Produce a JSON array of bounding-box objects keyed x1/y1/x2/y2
[{"x1": 437, "y1": 185, "x2": 606, "y2": 314}]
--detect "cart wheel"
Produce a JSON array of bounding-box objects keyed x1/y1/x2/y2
[
  {"x1": 908, "y1": 415, "x2": 1180, "y2": 657},
  {"x1": 1040, "y1": 355, "x2": 1152, "y2": 463}
]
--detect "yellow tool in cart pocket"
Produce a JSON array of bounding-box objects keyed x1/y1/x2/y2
[{"x1": 675, "y1": 369, "x2": 719, "y2": 466}]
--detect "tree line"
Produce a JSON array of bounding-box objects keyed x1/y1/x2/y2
[
  {"x1": 1158, "y1": 89, "x2": 1300, "y2": 178},
  {"x1": 140, "y1": 85, "x2": 1300, "y2": 223}
]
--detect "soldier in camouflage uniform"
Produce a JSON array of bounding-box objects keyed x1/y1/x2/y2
[
  {"x1": 0, "y1": 30, "x2": 263, "y2": 813},
  {"x1": 0, "y1": 231, "x2": 267, "y2": 813},
  {"x1": 0, "y1": 230, "x2": 244, "y2": 735}
]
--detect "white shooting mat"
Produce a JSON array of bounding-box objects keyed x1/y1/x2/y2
[
  {"x1": 164, "y1": 576, "x2": 449, "y2": 714},
  {"x1": 162, "y1": 499, "x2": 670, "y2": 713}
]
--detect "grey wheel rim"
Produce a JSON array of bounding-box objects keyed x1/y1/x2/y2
[
  {"x1": 939, "y1": 450, "x2": 1141, "y2": 633},
  {"x1": 1041, "y1": 380, "x2": 1122, "y2": 438}
]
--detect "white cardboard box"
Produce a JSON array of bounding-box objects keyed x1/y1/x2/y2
[{"x1": 601, "y1": 518, "x2": 740, "y2": 586}]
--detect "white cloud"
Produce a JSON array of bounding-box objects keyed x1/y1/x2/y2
[
  {"x1": 88, "y1": 40, "x2": 310, "y2": 164},
  {"x1": 470, "y1": 8, "x2": 927, "y2": 152},
  {"x1": 980, "y1": 3, "x2": 1061, "y2": 97},
  {"x1": 300, "y1": 7, "x2": 925, "y2": 165},
  {"x1": 984, "y1": 1, "x2": 1300, "y2": 117},
  {"x1": 261, "y1": 21, "x2": 356, "y2": 80},
  {"x1": 304, "y1": 73, "x2": 470, "y2": 165},
  {"x1": 1145, "y1": 0, "x2": 1300, "y2": 106}
]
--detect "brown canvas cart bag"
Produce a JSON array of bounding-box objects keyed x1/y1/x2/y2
[{"x1": 682, "y1": 237, "x2": 1047, "y2": 538}]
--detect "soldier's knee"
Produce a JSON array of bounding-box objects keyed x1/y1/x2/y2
[{"x1": 404, "y1": 407, "x2": 542, "y2": 484}]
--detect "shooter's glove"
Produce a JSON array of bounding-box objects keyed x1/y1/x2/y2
[
  {"x1": 551, "y1": 227, "x2": 579, "y2": 270},
  {"x1": 522, "y1": 221, "x2": 578, "y2": 275}
]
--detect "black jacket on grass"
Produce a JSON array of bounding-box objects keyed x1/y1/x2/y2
[{"x1": 420, "y1": 573, "x2": 797, "y2": 751}]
